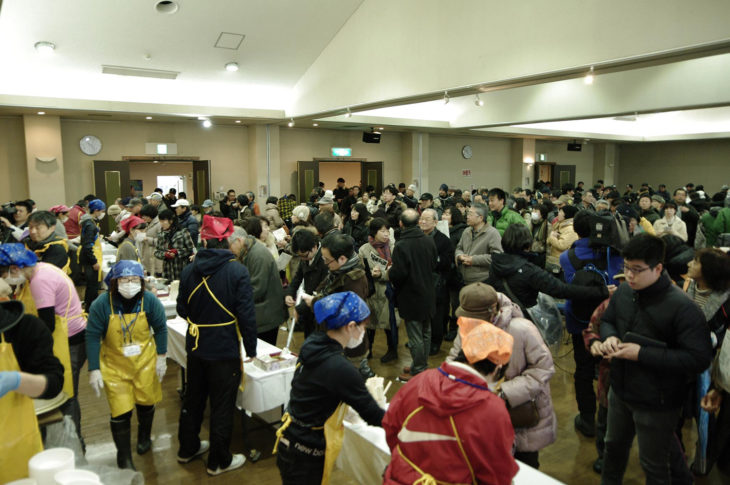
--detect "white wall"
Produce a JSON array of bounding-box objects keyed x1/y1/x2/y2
[
  {"x1": 428, "y1": 135, "x2": 512, "y2": 193},
  {"x1": 535, "y1": 140, "x2": 594, "y2": 187},
  {"x1": 0, "y1": 117, "x2": 29, "y2": 201}
]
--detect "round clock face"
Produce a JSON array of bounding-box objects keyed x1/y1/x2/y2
[
  {"x1": 80, "y1": 135, "x2": 102, "y2": 156},
  {"x1": 462, "y1": 145, "x2": 473, "y2": 159}
]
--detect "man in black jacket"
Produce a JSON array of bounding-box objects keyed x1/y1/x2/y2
[
  {"x1": 24, "y1": 211, "x2": 69, "y2": 272},
  {"x1": 176, "y1": 217, "x2": 256, "y2": 476},
  {"x1": 419, "y1": 208, "x2": 454, "y2": 355},
  {"x1": 388, "y1": 209, "x2": 437, "y2": 381},
  {"x1": 284, "y1": 230, "x2": 328, "y2": 337},
  {"x1": 597, "y1": 233, "x2": 711, "y2": 484}
]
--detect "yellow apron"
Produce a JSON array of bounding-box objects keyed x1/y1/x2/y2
[
  {"x1": 116, "y1": 239, "x2": 141, "y2": 263},
  {"x1": 394, "y1": 406, "x2": 477, "y2": 485},
  {"x1": 29, "y1": 238, "x2": 71, "y2": 275},
  {"x1": 77, "y1": 232, "x2": 103, "y2": 281},
  {"x1": 273, "y1": 398, "x2": 347, "y2": 485},
  {"x1": 16, "y1": 275, "x2": 75, "y2": 398},
  {"x1": 186, "y1": 274, "x2": 245, "y2": 391},
  {"x1": 99, "y1": 294, "x2": 161, "y2": 417},
  {"x1": 0, "y1": 333, "x2": 44, "y2": 483}
]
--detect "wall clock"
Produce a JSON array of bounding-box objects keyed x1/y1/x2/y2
[
  {"x1": 462, "y1": 145, "x2": 473, "y2": 159},
  {"x1": 80, "y1": 135, "x2": 102, "y2": 156}
]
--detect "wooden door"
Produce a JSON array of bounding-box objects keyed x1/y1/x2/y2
[
  {"x1": 192, "y1": 160, "x2": 211, "y2": 204},
  {"x1": 93, "y1": 160, "x2": 130, "y2": 234},
  {"x1": 360, "y1": 161, "x2": 383, "y2": 195},
  {"x1": 553, "y1": 164, "x2": 576, "y2": 189},
  {"x1": 297, "y1": 161, "x2": 318, "y2": 203}
]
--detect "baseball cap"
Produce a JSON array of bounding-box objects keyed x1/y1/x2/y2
[
  {"x1": 202, "y1": 199, "x2": 214, "y2": 208},
  {"x1": 171, "y1": 199, "x2": 190, "y2": 208},
  {"x1": 146, "y1": 192, "x2": 163, "y2": 201},
  {"x1": 419, "y1": 193, "x2": 433, "y2": 201}
]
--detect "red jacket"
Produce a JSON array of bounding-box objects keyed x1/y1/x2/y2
[
  {"x1": 64, "y1": 204, "x2": 85, "y2": 238},
  {"x1": 383, "y1": 362, "x2": 518, "y2": 485}
]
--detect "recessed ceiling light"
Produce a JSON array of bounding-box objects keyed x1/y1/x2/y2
[
  {"x1": 37, "y1": 111, "x2": 45, "y2": 115},
  {"x1": 312, "y1": 123, "x2": 319, "y2": 127},
  {"x1": 474, "y1": 94, "x2": 484, "y2": 107},
  {"x1": 378, "y1": 127, "x2": 384, "y2": 130},
  {"x1": 344, "y1": 108, "x2": 352, "y2": 118},
  {"x1": 146, "y1": 116, "x2": 152, "y2": 120},
  {"x1": 225, "y1": 62, "x2": 239, "y2": 72},
  {"x1": 202, "y1": 119, "x2": 212, "y2": 128},
  {"x1": 584, "y1": 66, "x2": 595, "y2": 85},
  {"x1": 155, "y1": 1, "x2": 179, "y2": 14},
  {"x1": 288, "y1": 118, "x2": 295, "y2": 127},
  {"x1": 34, "y1": 41, "x2": 55, "y2": 54},
  {"x1": 197, "y1": 116, "x2": 207, "y2": 121},
  {"x1": 235, "y1": 120, "x2": 241, "y2": 123}
]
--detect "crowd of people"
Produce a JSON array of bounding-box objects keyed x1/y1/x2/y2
[{"x1": 0, "y1": 176, "x2": 729, "y2": 484}]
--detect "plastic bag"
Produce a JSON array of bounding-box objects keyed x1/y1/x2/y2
[{"x1": 526, "y1": 293, "x2": 563, "y2": 350}]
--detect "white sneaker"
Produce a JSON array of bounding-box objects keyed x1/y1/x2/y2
[
  {"x1": 207, "y1": 453, "x2": 246, "y2": 476},
  {"x1": 177, "y1": 440, "x2": 210, "y2": 464}
]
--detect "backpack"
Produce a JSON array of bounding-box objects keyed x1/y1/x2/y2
[
  {"x1": 566, "y1": 248, "x2": 609, "y2": 323},
  {"x1": 588, "y1": 212, "x2": 630, "y2": 250}
]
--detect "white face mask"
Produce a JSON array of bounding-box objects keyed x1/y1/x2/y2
[
  {"x1": 531, "y1": 212, "x2": 541, "y2": 222},
  {"x1": 118, "y1": 281, "x2": 142, "y2": 299},
  {"x1": 346, "y1": 325, "x2": 365, "y2": 349},
  {"x1": 4, "y1": 273, "x2": 26, "y2": 286},
  {"x1": 96, "y1": 213, "x2": 106, "y2": 221},
  {"x1": 134, "y1": 232, "x2": 146, "y2": 243}
]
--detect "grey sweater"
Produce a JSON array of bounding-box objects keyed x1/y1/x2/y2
[{"x1": 454, "y1": 224, "x2": 503, "y2": 284}]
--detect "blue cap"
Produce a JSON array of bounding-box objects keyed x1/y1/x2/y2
[
  {"x1": 0, "y1": 243, "x2": 38, "y2": 268},
  {"x1": 89, "y1": 199, "x2": 106, "y2": 212},
  {"x1": 104, "y1": 260, "x2": 144, "y2": 287},
  {"x1": 314, "y1": 291, "x2": 370, "y2": 330}
]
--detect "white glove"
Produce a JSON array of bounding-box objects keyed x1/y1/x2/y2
[
  {"x1": 156, "y1": 355, "x2": 167, "y2": 382},
  {"x1": 89, "y1": 369, "x2": 104, "y2": 397}
]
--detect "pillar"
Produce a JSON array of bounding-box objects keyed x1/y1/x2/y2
[
  {"x1": 401, "y1": 132, "x2": 429, "y2": 193},
  {"x1": 248, "y1": 124, "x2": 281, "y2": 200},
  {"x1": 510, "y1": 138, "x2": 536, "y2": 190},
  {"x1": 23, "y1": 115, "x2": 67, "y2": 209},
  {"x1": 593, "y1": 143, "x2": 619, "y2": 186}
]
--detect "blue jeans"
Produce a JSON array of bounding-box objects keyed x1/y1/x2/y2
[{"x1": 405, "y1": 319, "x2": 430, "y2": 375}]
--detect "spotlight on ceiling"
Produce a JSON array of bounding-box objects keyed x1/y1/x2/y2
[
  {"x1": 37, "y1": 111, "x2": 46, "y2": 115},
  {"x1": 312, "y1": 123, "x2": 319, "y2": 127},
  {"x1": 202, "y1": 119, "x2": 212, "y2": 128},
  {"x1": 474, "y1": 94, "x2": 484, "y2": 107},
  {"x1": 225, "y1": 62, "x2": 239, "y2": 72},
  {"x1": 34, "y1": 41, "x2": 56, "y2": 54},
  {"x1": 235, "y1": 120, "x2": 241, "y2": 123},
  {"x1": 197, "y1": 116, "x2": 207, "y2": 120},
  {"x1": 443, "y1": 91, "x2": 450, "y2": 105},
  {"x1": 288, "y1": 118, "x2": 295, "y2": 127},
  {"x1": 145, "y1": 116, "x2": 152, "y2": 120},
  {"x1": 344, "y1": 108, "x2": 352, "y2": 118},
  {"x1": 584, "y1": 66, "x2": 595, "y2": 85}
]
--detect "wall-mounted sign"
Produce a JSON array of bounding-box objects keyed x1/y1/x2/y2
[
  {"x1": 331, "y1": 147, "x2": 352, "y2": 157},
  {"x1": 462, "y1": 169, "x2": 472, "y2": 177}
]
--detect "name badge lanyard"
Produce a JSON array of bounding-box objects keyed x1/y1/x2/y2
[{"x1": 119, "y1": 306, "x2": 141, "y2": 345}]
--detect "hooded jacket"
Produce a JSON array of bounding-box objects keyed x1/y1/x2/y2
[
  {"x1": 176, "y1": 248, "x2": 257, "y2": 360},
  {"x1": 487, "y1": 252, "x2": 608, "y2": 310},
  {"x1": 284, "y1": 332, "x2": 384, "y2": 450},
  {"x1": 446, "y1": 292, "x2": 557, "y2": 452},
  {"x1": 383, "y1": 361, "x2": 518, "y2": 485},
  {"x1": 0, "y1": 300, "x2": 63, "y2": 399}
]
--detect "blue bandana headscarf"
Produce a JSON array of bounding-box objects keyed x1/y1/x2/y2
[
  {"x1": 104, "y1": 260, "x2": 144, "y2": 287},
  {"x1": 314, "y1": 291, "x2": 370, "y2": 330},
  {"x1": 0, "y1": 243, "x2": 38, "y2": 268}
]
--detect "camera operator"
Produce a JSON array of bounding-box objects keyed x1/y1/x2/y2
[{"x1": 1, "y1": 200, "x2": 32, "y2": 242}]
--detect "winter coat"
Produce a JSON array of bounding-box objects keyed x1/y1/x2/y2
[
  {"x1": 487, "y1": 252, "x2": 608, "y2": 310},
  {"x1": 78, "y1": 214, "x2": 100, "y2": 266},
  {"x1": 683, "y1": 279, "x2": 730, "y2": 353},
  {"x1": 154, "y1": 226, "x2": 195, "y2": 282},
  {"x1": 376, "y1": 201, "x2": 404, "y2": 230},
  {"x1": 448, "y1": 222, "x2": 467, "y2": 250},
  {"x1": 712, "y1": 207, "x2": 730, "y2": 241},
  {"x1": 64, "y1": 204, "x2": 85, "y2": 239},
  {"x1": 446, "y1": 292, "x2": 557, "y2": 452},
  {"x1": 454, "y1": 224, "x2": 503, "y2": 284},
  {"x1": 639, "y1": 208, "x2": 661, "y2": 225},
  {"x1": 284, "y1": 332, "x2": 384, "y2": 450},
  {"x1": 343, "y1": 219, "x2": 369, "y2": 251},
  {"x1": 600, "y1": 272, "x2": 712, "y2": 410},
  {"x1": 358, "y1": 243, "x2": 390, "y2": 329},
  {"x1": 546, "y1": 218, "x2": 578, "y2": 259},
  {"x1": 23, "y1": 233, "x2": 69, "y2": 271},
  {"x1": 176, "y1": 248, "x2": 257, "y2": 360},
  {"x1": 428, "y1": 229, "x2": 454, "y2": 301},
  {"x1": 238, "y1": 236, "x2": 286, "y2": 334},
  {"x1": 178, "y1": 210, "x2": 199, "y2": 246},
  {"x1": 141, "y1": 216, "x2": 163, "y2": 276},
  {"x1": 383, "y1": 361, "x2": 518, "y2": 485},
  {"x1": 654, "y1": 216, "x2": 688, "y2": 242},
  {"x1": 263, "y1": 203, "x2": 285, "y2": 229},
  {"x1": 388, "y1": 226, "x2": 437, "y2": 321},
  {"x1": 487, "y1": 206, "x2": 528, "y2": 237}
]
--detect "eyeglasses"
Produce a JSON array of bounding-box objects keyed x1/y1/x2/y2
[
  {"x1": 322, "y1": 256, "x2": 336, "y2": 265},
  {"x1": 117, "y1": 276, "x2": 139, "y2": 283},
  {"x1": 622, "y1": 264, "x2": 653, "y2": 275}
]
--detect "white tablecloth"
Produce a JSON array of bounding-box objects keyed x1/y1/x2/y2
[
  {"x1": 336, "y1": 420, "x2": 565, "y2": 485},
  {"x1": 166, "y1": 317, "x2": 295, "y2": 414},
  {"x1": 157, "y1": 295, "x2": 177, "y2": 318},
  {"x1": 101, "y1": 241, "x2": 117, "y2": 257}
]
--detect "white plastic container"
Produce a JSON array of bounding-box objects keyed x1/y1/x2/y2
[
  {"x1": 6, "y1": 479, "x2": 38, "y2": 485},
  {"x1": 54, "y1": 469, "x2": 100, "y2": 485},
  {"x1": 28, "y1": 448, "x2": 74, "y2": 485}
]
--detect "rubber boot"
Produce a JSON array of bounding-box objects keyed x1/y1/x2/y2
[
  {"x1": 110, "y1": 418, "x2": 136, "y2": 470},
  {"x1": 380, "y1": 330, "x2": 398, "y2": 363},
  {"x1": 366, "y1": 329, "x2": 376, "y2": 359},
  {"x1": 136, "y1": 406, "x2": 155, "y2": 455}
]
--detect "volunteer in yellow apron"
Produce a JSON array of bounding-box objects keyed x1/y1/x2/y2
[
  {"x1": 176, "y1": 218, "x2": 258, "y2": 477},
  {"x1": 274, "y1": 291, "x2": 385, "y2": 485},
  {"x1": 79, "y1": 199, "x2": 106, "y2": 312},
  {"x1": 26, "y1": 210, "x2": 71, "y2": 274},
  {"x1": 85, "y1": 260, "x2": 168, "y2": 471},
  {"x1": 116, "y1": 215, "x2": 147, "y2": 263},
  {"x1": 0, "y1": 299, "x2": 64, "y2": 483}
]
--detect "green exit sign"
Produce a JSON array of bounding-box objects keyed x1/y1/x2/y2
[{"x1": 331, "y1": 147, "x2": 352, "y2": 157}]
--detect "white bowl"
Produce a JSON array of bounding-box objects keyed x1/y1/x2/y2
[
  {"x1": 61, "y1": 480, "x2": 99, "y2": 485},
  {"x1": 7, "y1": 479, "x2": 38, "y2": 485},
  {"x1": 28, "y1": 448, "x2": 75, "y2": 485},
  {"x1": 54, "y1": 470, "x2": 100, "y2": 485}
]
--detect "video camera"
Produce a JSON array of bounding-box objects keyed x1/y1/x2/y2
[{"x1": 1, "y1": 202, "x2": 17, "y2": 243}]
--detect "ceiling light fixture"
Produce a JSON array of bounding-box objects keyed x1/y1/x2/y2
[
  {"x1": 197, "y1": 116, "x2": 206, "y2": 120},
  {"x1": 474, "y1": 94, "x2": 484, "y2": 107},
  {"x1": 344, "y1": 108, "x2": 352, "y2": 118},
  {"x1": 378, "y1": 127, "x2": 384, "y2": 130},
  {"x1": 202, "y1": 119, "x2": 212, "y2": 128},
  {"x1": 313, "y1": 123, "x2": 319, "y2": 127},
  {"x1": 584, "y1": 66, "x2": 595, "y2": 85},
  {"x1": 37, "y1": 111, "x2": 45, "y2": 115},
  {"x1": 235, "y1": 120, "x2": 241, "y2": 123},
  {"x1": 145, "y1": 116, "x2": 152, "y2": 120},
  {"x1": 225, "y1": 62, "x2": 239, "y2": 72},
  {"x1": 288, "y1": 118, "x2": 295, "y2": 127},
  {"x1": 34, "y1": 41, "x2": 56, "y2": 54},
  {"x1": 443, "y1": 91, "x2": 450, "y2": 105}
]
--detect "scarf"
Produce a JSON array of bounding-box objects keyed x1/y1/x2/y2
[{"x1": 369, "y1": 237, "x2": 391, "y2": 264}]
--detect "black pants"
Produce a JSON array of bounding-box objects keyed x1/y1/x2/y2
[
  {"x1": 258, "y1": 327, "x2": 279, "y2": 346},
  {"x1": 515, "y1": 451, "x2": 540, "y2": 469},
  {"x1": 430, "y1": 295, "x2": 449, "y2": 349},
  {"x1": 277, "y1": 439, "x2": 325, "y2": 485},
  {"x1": 178, "y1": 355, "x2": 241, "y2": 470},
  {"x1": 82, "y1": 264, "x2": 100, "y2": 312},
  {"x1": 572, "y1": 333, "x2": 597, "y2": 418}
]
